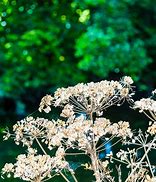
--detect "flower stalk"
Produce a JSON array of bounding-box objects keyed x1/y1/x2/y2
[{"x1": 2, "y1": 76, "x2": 156, "y2": 182}]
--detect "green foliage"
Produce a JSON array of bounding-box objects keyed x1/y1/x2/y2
[
  {"x1": 0, "y1": 0, "x2": 86, "y2": 97},
  {"x1": 75, "y1": 0, "x2": 154, "y2": 81},
  {"x1": 0, "y1": 0, "x2": 156, "y2": 98}
]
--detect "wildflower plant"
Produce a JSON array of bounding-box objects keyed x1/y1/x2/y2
[{"x1": 2, "y1": 76, "x2": 156, "y2": 182}]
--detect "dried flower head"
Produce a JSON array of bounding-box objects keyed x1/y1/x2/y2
[
  {"x1": 147, "y1": 122, "x2": 156, "y2": 135},
  {"x1": 1, "y1": 163, "x2": 14, "y2": 178},
  {"x1": 39, "y1": 95, "x2": 53, "y2": 113},
  {"x1": 152, "y1": 89, "x2": 156, "y2": 96},
  {"x1": 60, "y1": 104, "x2": 74, "y2": 118},
  {"x1": 38, "y1": 76, "x2": 134, "y2": 118},
  {"x1": 145, "y1": 175, "x2": 156, "y2": 182},
  {"x1": 122, "y1": 76, "x2": 134, "y2": 85},
  {"x1": 2, "y1": 154, "x2": 69, "y2": 182},
  {"x1": 134, "y1": 96, "x2": 156, "y2": 121},
  {"x1": 3, "y1": 77, "x2": 156, "y2": 182},
  {"x1": 134, "y1": 98, "x2": 156, "y2": 113}
]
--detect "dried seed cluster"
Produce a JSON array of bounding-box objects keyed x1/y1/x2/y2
[{"x1": 2, "y1": 76, "x2": 156, "y2": 182}]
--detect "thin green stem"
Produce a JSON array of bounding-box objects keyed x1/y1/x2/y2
[
  {"x1": 143, "y1": 111, "x2": 155, "y2": 122},
  {"x1": 143, "y1": 144, "x2": 154, "y2": 177},
  {"x1": 96, "y1": 135, "x2": 114, "y2": 150},
  {"x1": 35, "y1": 137, "x2": 47, "y2": 155},
  {"x1": 125, "y1": 137, "x2": 156, "y2": 182},
  {"x1": 70, "y1": 171, "x2": 78, "y2": 182},
  {"x1": 97, "y1": 138, "x2": 122, "y2": 153},
  {"x1": 42, "y1": 173, "x2": 58, "y2": 182},
  {"x1": 112, "y1": 157, "x2": 128, "y2": 165},
  {"x1": 65, "y1": 152, "x2": 85, "y2": 155},
  {"x1": 60, "y1": 171, "x2": 70, "y2": 182}
]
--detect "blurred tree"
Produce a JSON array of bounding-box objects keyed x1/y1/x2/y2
[
  {"x1": 0, "y1": 0, "x2": 155, "y2": 102},
  {"x1": 75, "y1": 0, "x2": 156, "y2": 89},
  {"x1": 0, "y1": 0, "x2": 87, "y2": 99}
]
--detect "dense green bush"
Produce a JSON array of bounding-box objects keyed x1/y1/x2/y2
[{"x1": 0, "y1": 0, "x2": 156, "y2": 98}]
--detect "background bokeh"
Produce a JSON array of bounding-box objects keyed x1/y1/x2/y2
[{"x1": 0, "y1": 0, "x2": 156, "y2": 181}]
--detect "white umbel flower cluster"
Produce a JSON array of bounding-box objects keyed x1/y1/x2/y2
[
  {"x1": 39, "y1": 76, "x2": 134, "y2": 117},
  {"x1": 148, "y1": 122, "x2": 156, "y2": 135},
  {"x1": 39, "y1": 95, "x2": 53, "y2": 113},
  {"x1": 2, "y1": 152, "x2": 68, "y2": 181},
  {"x1": 134, "y1": 98, "x2": 156, "y2": 113},
  {"x1": 3, "y1": 77, "x2": 156, "y2": 182}
]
